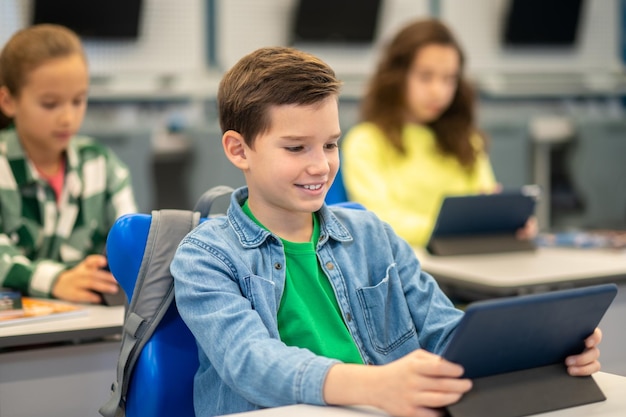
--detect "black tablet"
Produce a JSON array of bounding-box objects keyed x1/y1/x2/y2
[
  {"x1": 442, "y1": 283, "x2": 618, "y2": 379},
  {"x1": 431, "y1": 187, "x2": 538, "y2": 238}
]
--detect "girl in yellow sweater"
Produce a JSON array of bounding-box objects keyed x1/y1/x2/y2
[{"x1": 343, "y1": 18, "x2": 506, "y2": 247}]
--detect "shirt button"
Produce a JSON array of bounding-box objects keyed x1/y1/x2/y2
[
  {"x1": 274, "y1": 262, "x2": 282, "y2": 270},
  {"x1": 346, "y1": 312, "x2": 352, "y2": 322},
  {"x1": 325, "y1": 262, "x2": 334, "y2": 270}
]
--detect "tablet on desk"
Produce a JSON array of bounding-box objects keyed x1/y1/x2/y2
[
  {"x1": 427, "y1": 186, "x2": 539, "y2": 256},
  {"x1": 98, "y1": 284, "x2": 127, "y2": 306},
  {"x1": 442, "y1": 283, "x2": 618, "y2": 417}
]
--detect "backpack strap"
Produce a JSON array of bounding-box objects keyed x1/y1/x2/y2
[
  {"x1": 193, "y1": 185, "x2": 234, "y2": 217},
  {"x1": 99, "y1": 209, "x2": 200, "y2": 417}
]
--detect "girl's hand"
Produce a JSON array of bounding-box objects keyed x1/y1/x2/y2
[
  {"x1": 516, "y1": 216, "x2": 538, "y2": 240},
  {"x1": 52, "y1": 255, "x2": 119, "y2": 303},
  {"x1": 566, "y1": 328, "x2": 602, "y2": 376}
]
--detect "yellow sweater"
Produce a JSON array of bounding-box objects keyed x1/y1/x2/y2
[{"x1": 342, "y1": 122, "x2": 497, "y2": 247}]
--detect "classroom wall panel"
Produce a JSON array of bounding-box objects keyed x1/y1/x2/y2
[
  {"x1": 567, "y1": 118, "x2": 626, "y2": 229},
  {"x1": 0, "y1": 0, "x2": 207, "y2": 80},
  {"x1": 214, "y1": 0, "x2": 430, "y2": 75},
  {"x1": 441, "y1": 0, "x2": 622, "y2": 75}
]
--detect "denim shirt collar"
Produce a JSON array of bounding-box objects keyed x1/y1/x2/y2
[{"x1": 226, "y1": 186, "x2": 354, "y2": 249}]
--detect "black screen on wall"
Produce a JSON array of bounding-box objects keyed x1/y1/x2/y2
[
  {"x1": 292, "y1": 0, "x2": 381, "y2": 44},
  {"x1": 32, "y1": 0, "x2": 143, "y2": 40},
  {"x1": 502, "y1": 0, "x2": 585, "y2": 47}
]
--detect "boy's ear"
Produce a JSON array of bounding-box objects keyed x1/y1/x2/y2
[
  {"x1": 0, "y1": 87, "x2": 17, "y2": 117},
  {"x1": 222, "y1": 130, "x2": 249, "y2": 170}
]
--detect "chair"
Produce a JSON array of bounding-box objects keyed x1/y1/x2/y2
[
  {"x1": 105, "y1": 202, "x2": 365, "y2": 417},
  {"x1": 325, "y1": 165, "x2": 349, "y2": 205},
  {"x1": 106, "y1": 213, "x2": 201, "y2": 417}
]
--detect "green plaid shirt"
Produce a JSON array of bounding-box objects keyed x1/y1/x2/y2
[{"x1": 0, "y1": 128, "x2": 137, "y2": 297}]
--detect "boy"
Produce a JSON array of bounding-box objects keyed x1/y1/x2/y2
[{"x1": 170, "y1": 47, "x2": 601, "y2": 417}]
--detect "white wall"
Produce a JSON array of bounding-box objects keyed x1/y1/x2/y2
[
  {"x1": 0, "y1": 0, "x2": 207, "y2": 81},
  {"x1": 215, "y1": 0, "x2": 623, "y2": 80},
  {"x1": 214, "y1": 0, "x2": 431, "y2": 76},
  {"x1": 3, "y1": 0, "x2": 621, "y2": 85},
  {"x1": 441, "y1": 0, "x2": 622, "y2": 75}
]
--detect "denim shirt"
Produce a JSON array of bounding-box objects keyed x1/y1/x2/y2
[{"x1": 171, "y1": 187, "x2": 463, "y2": 417}]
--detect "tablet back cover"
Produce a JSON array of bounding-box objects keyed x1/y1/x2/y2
[
  {"x1": 442, "y1": 284, "x2": 618, "y2": 379},
  {"x1": 431, "y1": 191, "x2": 536, "y2": 238}
]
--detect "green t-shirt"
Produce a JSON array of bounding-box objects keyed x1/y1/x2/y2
[{"x1": 242, "y1": 201, "x2": 362, "y2": 364}]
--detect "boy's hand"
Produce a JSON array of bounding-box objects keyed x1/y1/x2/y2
[
  {"x1": 52, "y1": 255, "x2": 119, "y2": 303},
  {"x1": 324, "y1": 349, "x2": 472, "y2": 417},
  {"x1": 373, "y1": 350, "x2": 471, "y2": 417},
  {"x1": 566, "y1": 328, "x2": 602, "y2": 376}
]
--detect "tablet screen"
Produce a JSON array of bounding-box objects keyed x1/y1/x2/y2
[{"x1": 441, "y1": 284, "x2": 617, "y2": 379}]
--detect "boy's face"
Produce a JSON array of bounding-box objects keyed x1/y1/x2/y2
[{"x1": 242, "y1": 96, "x2": 341, "y2": 224}]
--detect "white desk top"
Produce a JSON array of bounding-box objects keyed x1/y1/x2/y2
[
  {"x1": 0, "y1": 304, "x2": 124, "y2": 348},
  {"x1": 415, "y1": 247, "x2": 626, "y2": 296},
  {"x1": 226, "y1": 372, "x2": 626, "y2": 417}
]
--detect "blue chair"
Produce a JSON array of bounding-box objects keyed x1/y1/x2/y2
[
  {"x1": 105, "y1": 203, "x2": 365, "y2": 417},
  {"x1": 325, "y1": 165, "x2": 349, "y2": 205},
  {"x1": 106, "y1": 213, "x2": 203, "y2": 417}
]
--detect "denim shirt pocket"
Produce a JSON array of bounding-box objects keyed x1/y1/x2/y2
[
  {"x1": 241, "y1": 274, "x2": 280, "y2": 336},
  {"x1": 356, "y1": 263, "x2": 417, "y2": 354}
]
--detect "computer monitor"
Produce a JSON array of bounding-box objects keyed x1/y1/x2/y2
[
  {"x1": 32, "y1": 0, "x2": 144, "y2": 40},
  {"x1": 291, "y1": 0, "x2": 381, "y2": 45},
  {"x1": 502, "y1": 0, "x2": 585, "y2": 48}
]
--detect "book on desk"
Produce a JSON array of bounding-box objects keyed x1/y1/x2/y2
[
  {"x1": 0, "y1": 292, "x2": 87, "y2": 327},
  {"x1": 536, "y1": 229, "x2": 626, "y2": 250}
]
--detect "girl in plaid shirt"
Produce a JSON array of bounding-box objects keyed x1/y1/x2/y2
[{"x1": 0, "y1": 24, "x2": 137, "y2": 303}]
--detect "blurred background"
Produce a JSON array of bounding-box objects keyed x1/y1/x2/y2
[{"x1": 2, "y1": 0, "x2": 625, "y2": 232}]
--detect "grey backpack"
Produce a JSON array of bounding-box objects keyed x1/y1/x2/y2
[{"x1": 99, "y1": 185, "x2": 233, "y2": 417}]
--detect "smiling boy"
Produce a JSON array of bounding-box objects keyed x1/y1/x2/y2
[{"x1": 170, "y1": 46, "x2": 601, "y2": 417}]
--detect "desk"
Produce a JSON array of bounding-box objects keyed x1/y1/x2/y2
[
  {"x1": 0, "y1": 305, "x2": 124, "y2": 417},
  {"x1": 226, "y1": 372, "x2": 626, "y2": 416},
  {"x1": 0, "y1": 304, "x2": 124, "y2": 348},
  {"x1": 415, "y1": 247, "x2": 626, "y2": 300},
  {"x1": 415, "y1": 247, "x2": 626, "y2": 376}
]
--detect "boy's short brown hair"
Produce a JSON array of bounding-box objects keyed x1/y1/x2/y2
[{"x1": 218, "y1": 46, "x2": 341, "y2": 148}]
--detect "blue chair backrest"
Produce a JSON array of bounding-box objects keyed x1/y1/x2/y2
[
  {"x1": 105, "y1": 203, "x2": 365, "y2": 417},
  {"x1": 106, "y1": 214, "x2": 204, "y2": 417},
  {"x1": 325, "y1": 165, "x2": 348, "y2": 205}
]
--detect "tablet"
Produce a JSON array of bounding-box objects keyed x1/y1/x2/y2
[
  {"x1": 442, "y1": 283, "x2": 618, "y2": 379},
  {"x1": 430, "y1": 187, "x2": 538, "y2": 238}
]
